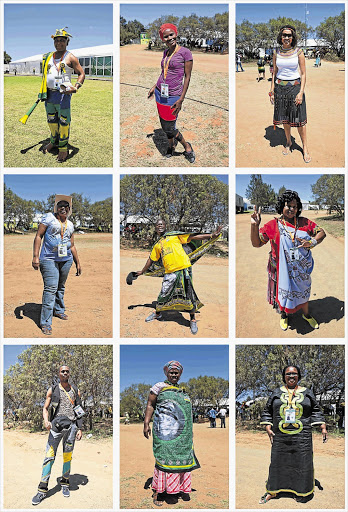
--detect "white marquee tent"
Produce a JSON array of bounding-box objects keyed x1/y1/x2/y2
[{"x1": 9, "y1": 44, "x2": 113, "y2": 77}]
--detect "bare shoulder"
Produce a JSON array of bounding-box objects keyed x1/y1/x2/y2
[{"x1": 66, "y1": 52, "x2": 78, "y2": 65}]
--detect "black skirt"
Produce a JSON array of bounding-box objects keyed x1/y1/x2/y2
[{"x1": 273, "y1": 82, "x2": 307, "y2": 127}]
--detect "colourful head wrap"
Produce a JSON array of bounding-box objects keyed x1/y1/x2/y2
[
  {"x1": 159, "y1": 23, "x2": 178, "y2": 41},
  {"x1": 163, "y1": 360, "x2": 183, "y2": 376}
]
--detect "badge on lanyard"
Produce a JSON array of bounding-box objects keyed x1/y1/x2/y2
[
  {"x1": 160, "y1": 83, "x2": 169, "y2": 98},
  {"x1": 285, "y1": 407, "x2": 296, "y2": 423},
  {"x1": 58, "y1": 243, "x2": 68, "y2": 257},
  {"x1": 290, "y1": 247, "x2": 300, "y2": 261}
]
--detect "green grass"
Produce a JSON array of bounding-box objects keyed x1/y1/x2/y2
[
  {"x1": 4, "y1": 76, "x2": 113, "y2": 167},
  {"x1": 315, "y1": 215, "x2": 345, "y2": 238}
]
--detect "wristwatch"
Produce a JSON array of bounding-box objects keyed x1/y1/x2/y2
[{"x1": 75, "y1": 82, "x2": 82, "y2": 90}]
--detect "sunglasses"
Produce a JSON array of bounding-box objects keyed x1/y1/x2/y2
[{"x1": 282, "y1": 34, "x2": 293, "y2": 38}]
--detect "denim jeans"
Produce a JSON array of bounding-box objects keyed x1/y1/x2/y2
[
  {"x1": 220, "y1": 416, "x2": 226, "y2": 428},
  {"x1": 236, "y1": 62, "x2": 244, "y2": 72},
  {"x1": 39, "y1": 259, "x2": 73, "y2": 326}
]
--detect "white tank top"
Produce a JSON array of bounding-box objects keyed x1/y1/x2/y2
[
  {"x1": 46, "y1": 51, "x2": 73, "y2": 90},
  {"x1": 276, "y1": 47, "x2": 302, "y2": 80}
]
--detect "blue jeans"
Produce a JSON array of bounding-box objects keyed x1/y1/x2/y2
[
  {"x1": 236, "y1": 62, "x2": 244, "y2": 72},
  {"x1": 39, "y1": 259, "x2": 73, "y2": 326}
]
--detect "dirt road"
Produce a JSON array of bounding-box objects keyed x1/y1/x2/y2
[
  {"x1": 3, "y1": 428, "x2": 112, "y2": 509},
  {"x1": 236, "y1": 61, "x2": 345, "y2": 167},
  {"x1": 120, "y1": 45, "x2": 229, "y2": 167},
  {"x1": 236, "y1": 430, "x2": 345, "y2": 509},
  {"x1": 3, "y1": 233, "x2": 112, "y2": 338},
  {"x1": 120, "y1": 249, "x2": 228, "y2": 338},
  {"x1": 236, "y1": 210, "x2": 345, "y2": 338},
  {"x1": 120, "y1": 419, "x2": 229, "y2": 509}
]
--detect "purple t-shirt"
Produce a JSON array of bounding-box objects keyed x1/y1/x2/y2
[{"x1": 156, "y1": 47, "x2": 193, "y2": 97}]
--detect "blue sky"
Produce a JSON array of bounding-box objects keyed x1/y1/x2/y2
[
  {"x1": 120, "y1": 4, "x2": 228, "y2": 26},
  {"x1": 4, "y1": 174, "x2": 112, "y2": 202},
  {"x1": 3, "y1": 345, "x2": 31, "y2": 373},
  {"x1": 236, "y1": 174, "x2": 328, "y2": 201},
  {"x1": 120, "y1": 345, "x2": 229, "y2": 391},
  {"x1": 236, "y1": 3, "x2": 344, "y2": 29},
  {"x1": 4, "y1": 4, "x2": 113, "y2": 61}
]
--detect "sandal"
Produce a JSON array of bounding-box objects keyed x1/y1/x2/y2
[
  {"x1": 57, "y1": 151, "x2": 68, "y2": 163},
  {"x1": 303, "y1": 153, "x2": 311, "y2": 164},
  {"x1": 282, "y1": 144, "x2": 291, "y2": 156},
  {"x1": 259, "y1": 492, "x2": 274, "y2": 504},
  {"x1": 183, "y1": 142, "x2": 195, "y2": 163},
  {"x1": 152, "y1": 492, "x2": 163, "y2": 507},
  {"x1": 54, "y1": 312, "x2": 68, "y2": 320},
  {"x1": 42, "y1": 143, "x2": 56, "y2": 154},
  {"x1": 41, "y1": 326, "x2": 52, "y2": 335}
]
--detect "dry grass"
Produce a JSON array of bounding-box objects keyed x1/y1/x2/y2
[{"x1": 120, "y1": 67, "x2": 228, "y2": 167}]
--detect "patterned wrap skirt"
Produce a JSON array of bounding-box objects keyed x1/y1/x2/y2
[{"x1": 273, "y1": 81, "x2": 307, "y2": 127}]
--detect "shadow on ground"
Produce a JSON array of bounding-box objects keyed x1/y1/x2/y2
[
  {"x1": 14, "y1": 302, "x2": 41, "y2": 328},
  {"x1": 128, "y1": 302, "x2": 198, "y2": 328},
  {"x1": 20, "y1": 138, "x2": 80, "y2": 162},
  {"x1": 144, "y1": 476, "x2": 196, "y2": 505},
  {"x1": 147, "y1": 129, "x2": 185, "y2": 158},
  {"x1": 287, "y1": 297, "x2": 344, "y2": 335},
  {"x1": 264, "y1": 125, "x2": 303, "y2": 156}
]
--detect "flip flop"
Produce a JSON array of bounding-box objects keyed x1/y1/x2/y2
[
  {"x1": 41, "y1": 326, "x2": 52, "y2": 335},
  {"x1": 54, "y1": 312, "x2": 68, "y2": 320},
  {"x1": 303, "y1": 153, "x2": 312, "y2": 164},
  {"x1": 57, "y1": 152, "x2": 68, "y2": 163},
  {"x1": 259, "y1": 492, "x2": 274, "y2": 504}
]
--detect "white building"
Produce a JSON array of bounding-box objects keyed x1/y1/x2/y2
[{"x1": 9, "y1": 44, "x2": 113, "y2": 77}]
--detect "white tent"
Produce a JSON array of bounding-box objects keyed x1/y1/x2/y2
[{"x1": 9, "y1": 44, "x2": 113, "y2": 77}]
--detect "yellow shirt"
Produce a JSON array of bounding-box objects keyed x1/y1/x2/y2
[{"x1": 150, "y1": 234, "x2": 192, "y2": 274}]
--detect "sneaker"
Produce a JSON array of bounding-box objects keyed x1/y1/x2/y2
[
  {"x1": 280, "y1": 316, "x2": 288, "y2": 331},
  {"x1": 32, "y1": 491, "x2": 46, "y2": 506},
  {"x1": 145, "y1": 312, "x2": 163, "y2": 322},
  {"x1": 302, "y1": 314, "x2": 319, "y2": 329},
  {"x1": 190, "y1": 320, "x2": 198, "y2": 335},
  {"x1": 61, "y1": 485, "x2": 70, "y2": 498}
]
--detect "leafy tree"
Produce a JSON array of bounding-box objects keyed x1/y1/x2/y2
[
  {"x1": 120, "y1": 174, "x2": 228, "y2": 238},
  {"x1": 90, "y1": 197, "x2": 112, "y2": 232},
  {"x1": 245, "y1": 175, "x2": 276, "y2": 207},
  {"x1": 183, "y1": 376, "x2": 229, "y2": 413},
  {"x1": 236, "y1": 16, "x2": 312, "y2": 56},
  {"x1": 236, "y1": 345, "x2": 345, "y2": 404},
  {"x1": 316, "y1": 11, "x2": 345, "y2": 56},
  {"x1": 278, "y1": 186, "x2": 286, "y2": 197},
  {"x1": 120, "y1": 383, "x2": 152, "y2": 418},
  {"x1": 311, "y1": 174, "x2": 344, "y2": 217},
  {"x1": 3, "y1": 184, "x2": 37, "y2": 231},
  {"x1": 146, "y1": 15, "x2": 180, "y2": 40},
  {"x1": 3, "y1": 345, "x2": 112, "y2": 431},
  {"x1": 4, "y1": 50, "x2": 11, "y2": 64},
  {"x1": 120, "y1": 17, "x2": 145, "y2": 44}
]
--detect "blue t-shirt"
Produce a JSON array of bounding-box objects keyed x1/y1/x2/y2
[
  {"x1": 39, "y1": 212, "x2": 74, "y2": 262},
  {"x1": 208, "y1": 409, "x2": 217, "y2": 419}
]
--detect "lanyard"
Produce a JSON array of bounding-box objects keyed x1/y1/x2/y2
[
  {"x1": 280, "y1": 217, "x2": 298, "y2": 244},
  {"x1": 286, "y1": 385, "x2": 298, "y2": 407},
  {"x1": 58, "y1": 219, "x2": 68, "y2": 240},
  {"x1": 163, "y1": 45, "x2": 179, "y2": 80},
  {"x1": 59, "y1": 384, "x2": 75, "y2": 405}
]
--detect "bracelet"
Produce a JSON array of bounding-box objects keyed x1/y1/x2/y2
[
  {"x1": 268, "y1": 91, "x2": 274, "y2": 96},
  {"x1": 309, "y1": 238, "x2": 318, "y2": 248},
  {"x1": 75, "y1": 82, "x2": 82, "y2": 89}
]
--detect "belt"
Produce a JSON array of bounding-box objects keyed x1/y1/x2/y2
[{"x1": 276, "y1": 78, "x2": 301, "y2": 86}]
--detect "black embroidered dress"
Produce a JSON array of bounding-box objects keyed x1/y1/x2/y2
[{"x1": 260, "y1": 385, "x2": 325, "y2": 497}]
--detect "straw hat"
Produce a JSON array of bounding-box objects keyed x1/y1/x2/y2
[{"x1": 54, "y1": 194, "x2": 72, "y2": 215}]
